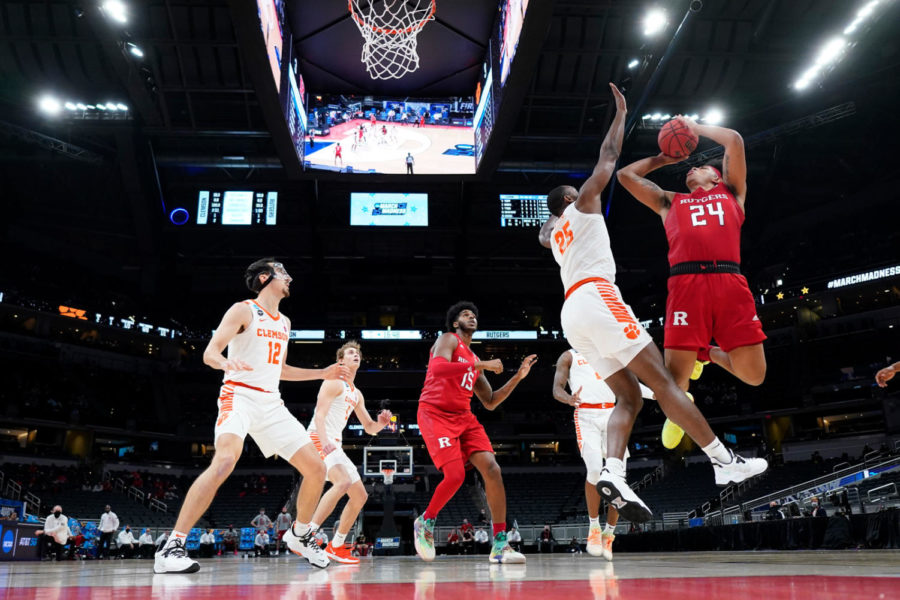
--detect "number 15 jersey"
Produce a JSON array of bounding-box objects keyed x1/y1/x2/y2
[
  {"x1": 665, "y1": 182, "x2": 744, "y2": 266},
  {"x1": 551, "y1": 203, "x2": 617, "y2": 292},
  {"x1": 223, "y1": 299, "x2": 290, "y2": 393},
  {"x1": 419, "y1": 333, "x2": 480, "y2": 414}
]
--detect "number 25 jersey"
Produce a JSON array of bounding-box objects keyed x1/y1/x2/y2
[
  {"x1": 665, "y1": 182, "x2": 744, "y2": 266},
  {"x1": 223, "y1": 299, "x2": 289, "y2": 393},
  {"x1": 551, "y1": 203, "x2": 618, "y2": 292},
  {"x1": 419, "y1": 333, "x2": 481, "y2": 414}
]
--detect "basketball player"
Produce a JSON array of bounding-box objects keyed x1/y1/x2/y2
[
  {"x1": 153, "y1": 258, "x2": 349, "y2": 574},
  {"x1": 413, "y1": 301, "x2": 537, "y2": 563},
  {"x1": 552, "y1": 348, "x2": 654, "y2": 560},
  {"x1": 617, "y1": 115, "x2": 767, "y2": 448},
  {"x1": 334, "y1": 143, "x2": 343, "y2": 166},
  {"x1": 539, "y1": 84, "x2": 767, "y2": 522},
  {"x1": 306, "y1": 341, "x2": 393, "y2": 564}
]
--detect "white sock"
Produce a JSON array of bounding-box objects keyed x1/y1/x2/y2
[
  {"x1": 702, "y1": 438, "x2": 732, "y2": 464},
  {"x1": 167, "y1": 531, "x2": 187, "y2": 547},
  {"x1": 292, "y1": 521, "x2": 311, "y2": 537},
  {"x1": 603, "y1": 523, "x2": 615, "y2": 534},
  {"x1": 589, "y1": 516, "x2": 600, "y2": 527},
  {"x1": 309, "y1": 522, "x2": 320, "y2": 532},
  {"x1": 605, "y1": 458, "x2": 626, "y2": 478},
  {"x1": 332, "y1": 532, "x2": 346, "y2": 547}
]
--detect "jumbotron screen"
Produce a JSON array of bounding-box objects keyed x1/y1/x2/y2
[
  {"x1": 196, "y1": 190, "x2": 277, "y2": 226},
  {"x1": 350, "y1": 193, "x2": 428, "y2": 227},
  {"x1": 499, "y1": 194, "x2": 549, "y2": 227}
]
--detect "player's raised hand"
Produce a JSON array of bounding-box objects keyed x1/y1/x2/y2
[
  {"x1": 569, "y1": 385, "x2": 583, "y2": 407},
  {"x1": 674, "y1": 114, "x2": 699, "y2": 136},
  {"x1": 876, "y1": 367, "x2": 896, "y2": 388},
  {"x1": 321, "y1": 441, "x2": 337, "y2": 456},
  {"x1": 516, "y1": 354, "x2": 538, "y2": 379},
  {"x1": 322, "y1": 362, "x2": 352, "y2": 381},
  {"x1": 655, "y1": 151, "x2": 684, "y2": 165},
  {"x1": 377, "y1": 410, "x2": 393, "y2": 427},
  {"x1": 475, "y1": 359, "x2": 504, "y2": 374},
  {"x1": 609, "y1": 82, "x2": 626, "y2": 113},
  {"x1": 221, "y1": 358, "x2": 253, "y2": 372}
]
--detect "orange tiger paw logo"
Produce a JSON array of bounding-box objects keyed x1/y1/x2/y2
[{"x1": 623, "y1": 323, "x2": 640, "y2": 340}]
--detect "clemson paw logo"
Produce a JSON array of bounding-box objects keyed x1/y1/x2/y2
[{"x1": 623, "y1": 323, "x2": 640, "y2": 340}]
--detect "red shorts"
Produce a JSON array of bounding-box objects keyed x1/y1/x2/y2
[
  {"x1": 665, "y1": 273, "x2": 766, "y2": 353},
  {"x1": 417, "y1": 407, "x2": 493, "y2": 471}
]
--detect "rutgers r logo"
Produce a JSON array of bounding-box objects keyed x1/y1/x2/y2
[
  {"x1": 437, "y1": 437, "x2": 452, "y2": 448},
  {"x1": 673, "y1": 311, "x2": 689, "y2": 326}
]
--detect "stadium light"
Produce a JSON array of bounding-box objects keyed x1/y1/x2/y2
[
  {"x1": 627, "y1": 58, "x2": 640, "y2": 69},
  {"x1": 38, "y1": 95, "x2": 62, "y2": 115},
  {"x1": 703, "y1": 108, "x2": 724, "y2": 125},
  {"x1": 642, "y1": 114, "x2": 652, "y2": 120},
  {"x1": 643, "y1": 9, "x2": 667, "y2": 36},
  {"x1": 76, "y1": 103, "x2": 87, "y2": 110},
  {"x1": 64, "y1": 102, "x2": 77, "y2": 111},
  {"x1": 650, "y1": 113, "x2": 662, "y2": 121},
  {"x1": 128, "y1": 44, "x2": 144, "y2": 58},
  {"x1": 117, "y1": 103, "x2": 128, "y2": 111},
  {"x1": 102, "y1": 1, "x2": 127, "y2": 23},
  {"x1": 815, "y1": 38, "x2": 846, "y2": 66},
  {"x1": 96, "y1": 104, "x2": 107, "y2": 110}
]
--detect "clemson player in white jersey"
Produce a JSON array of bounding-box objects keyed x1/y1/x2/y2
[
  {"x1": 553, "y1": 349, "x2": 653, "y2": 560},
  {"x1": 154, "y1": 258, "x2": 349, "y2": 574},
  {"x1": 538, "y1": 84, "x2": 767, "y2": 523},
  {"x1": 306, "y1": 341, "x2": 392, "y2": 564}
]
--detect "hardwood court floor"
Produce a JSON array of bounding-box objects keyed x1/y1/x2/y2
[{"x1": 3, "y1": 550, "x2": 899, "y2": 599}]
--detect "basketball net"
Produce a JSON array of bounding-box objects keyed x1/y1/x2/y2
[
  {"x1": 348, "y1": 0, "x2": 436, "y2": 80},
  {"x1": 380, "y1": 468, "x2": 395, "y2": 485}
]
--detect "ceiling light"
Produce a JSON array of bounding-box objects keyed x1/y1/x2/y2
[
  {"x1": 857, "y1": 0, "x2": 879, "y2": 19},
  {"x1": 129, "y1": 45, "x2": 144, "y2": 58},
  {"x1": 703, "y1": 108, "x2": 724, "y2": 124},
  {"x1": 628, "y1": 59, "x2": 640, "y2": 69},
  {"x1": 96, "y1": 104, "x2": 107, "y2": 110},
  {"x1": 106, "y1": 102, "x2": 118, "y2": 110},
  {"x1": 642, "y1": 114, "x2": 651, "y2": 120},
  {"x1": 102, "y1": 1, "x2": 127, "y2": 23},
  {"x1": 815, "y1": 38, "x2": 846, "y2": 66},
  {"x1": 117, "y1": 103, "x2": 128, "y2": 111},
  {"x1": 643, "y1": 9, "x2": 667, "y2": 36},
  {"x1": 76, "y1": 103, "x2": 87, "y2": 110},
  {"x1": 38, "y1": 95, "x2": 62, "y2": 115},
  {"x1": 64, "y1": 102, "x2": 77, "y2": 110},
  {"x1": 650, "y1": 113, "x2": 662, "y2": 121}
]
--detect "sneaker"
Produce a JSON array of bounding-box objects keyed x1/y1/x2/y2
[
  {"x1": 661, "y1": 392, "x2": 694, "y2": 449},
  {"x1": 586, "y1": 524, "x2": 603, "y2": 557},
  {"x1": 324, "y1": 541, "x2": 359, "y2": 565},
  {"x1": 283, "y1": 526, "x2": 329, "y2": 569},
  {"x1": 413, "y1": 516, "x2": 436, "y2": 562},
  {"x1": 690, "y1": 360, "x2": 709, "y2": 381},
  {"x1": 596, "y1": 469, "x2": 653, "y2": 523},
  {"x1": 153, "y1": 538, "x2": 199, "y2": 574},
  {"x1": 489, "y1": 531, "x2": 525, "y2": 564},
  {"x1": 712, "y1": 449, "x2": 768, "y2": 486},
  {"x1": 601, "y1": 532, "x2": 615, "y2": 561}
]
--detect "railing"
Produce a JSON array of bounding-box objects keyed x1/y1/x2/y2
[
  {"x1": 631, "y1": 466, "x2": 663, "y2": 494},
  {"x1": 867, "y1": 483, "x2": 898, "y2": 503},
  {"x1": 832, "y1": 462, "x2": 851, "y2": 473},
  {"x1": 149, "y1": 498, "x2": 168, "y2": 513},
  {"x1": 127, "y1": 486, "x2": 145, "y2": 503},
  {"x1": 4, "y1": 478, "x2": 22, "y2": 500},
  {"x1": 0, "y1": 470, "x2": 5, "y2": 492},
  {"x1": 114, "y1": 478, "x2": 126, "y2": 493},
  {"x1": 23, "y1": 491, "x2": 41, "y2": 516}
]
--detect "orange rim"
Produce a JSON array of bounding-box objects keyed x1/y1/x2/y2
[{"x1": 348, "y1": 0, "x2": 435, "y2": 35}]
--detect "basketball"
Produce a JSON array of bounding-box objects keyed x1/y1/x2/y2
[{"x1": 658, "y1": 118, "x2": 699, "y2": 159}]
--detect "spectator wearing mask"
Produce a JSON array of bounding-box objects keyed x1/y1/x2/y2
[
  {"x1": 446, "y1": 529, "x2": 460, "y2": 555},
  {"x1": 274, "y1": 507, "x2": 292, "y2": 555},
  {"x1": 461, "y1": 525, "x2": 475, "y2": 555},
  {"x1": 254, "y1": 529, "x2": 270, "y2": 557},
  {"x1": 139, "y1": 529, "x2": 155, "y2": 559},
  {"x1": 199, "y1": 529, "x2": 216, "y2": 558},
  {"x1": 37, "y1": 505, "x2": 69, "y2": 561},
  {"x1": 155, "y1": 530, "x2": 169, "y2": 549},
  {"x1": 507, "y1": 526, "x2": 522, "y2": 553},
  {"x1": 117, "y1": 525, "x2": 136, "y2": 559},
  {"x1": 538, "y1": 524, "x2": 556, "y2": 553},
  {"x1": 98, "y1": 504, "x2": 119, "y2": 559},
  {"x1": 474, "y1": 527, "x2": 490, "y2": 554},
  {"x1": 811, "y1": 498, "x2": 828, "y2": 518},
  {"x1": 222, "y1": 526, "x2": 238, "y2": 555},
  {"x1": 250, "y1": 508, "x2": 272, "y2": 532},
  {"x1": 766, "y1": 501, "x2": 785, "y2": 520}
]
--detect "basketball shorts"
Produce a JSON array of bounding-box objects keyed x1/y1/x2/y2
[
  {"x1": 417, "y1": 407, "x2": 493, "y2": 471},
  {"x1": 309, "y1": 432, "x2": 362, "y2": 485},
  {"x1": 214, "y1": 383, "x2": 310, "y2": 460},
  {"x1": 665, "y1": 273, "x2": 767, "y2": 353},
  {"x1": 574, "y1": 407, "x2": 629, "y2": 485},
  {"x1": 562, "y1": 279, "x2": 653, "y2": 378}
]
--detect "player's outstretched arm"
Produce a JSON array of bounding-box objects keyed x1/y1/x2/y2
[
  {"x1": 876, "y1": 361, "x2": 900, "y2": 387},
  {"x1": 575, "y1": 83, "x2": 627, "y2": 214},
  {"x1": 552, "y1": 351, "x2": 580, "y2": 407},
  {"x1": 538, "y1": 215, "x2": 558, "y2": 248},
  {"x1": 204, "y1": 303, "x2": 254, "y2": 372},
  {"x1": 474, "y1": 354, "x2": 538, "y2": 411},
  {"x1": 681, "y1": 117, "x2": 747, "y2": 202},
  {"x1": 282, "y1": 362, "x2": 351, "y2": 382},
  {"x1": 354, "y1": 393, "x2": 393, "y2": 435},
  {"x1": 616, "y1": 154, "x2": 680, "y2": 217}
]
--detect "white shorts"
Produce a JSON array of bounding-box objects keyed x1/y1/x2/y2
[
  {"x1": 309, "y1": 432, "x2": 362, "y2": 485},
  {"x1": 562, "y1": 279, "x2": 653, "y2": 379},
  {"x1": 575, "y1": 407, "x2": 629, "y2": 485},
  {"x1": 214, "y1": 383, "x2": 311, "y2": 460}
]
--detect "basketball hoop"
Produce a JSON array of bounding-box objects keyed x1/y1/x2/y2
[
  {"x1": 380, "y1": 468, "x2": 395, "y2": 485},
  {"x1": 348, "y1": 0, "x2": 436, "y2": 80}
]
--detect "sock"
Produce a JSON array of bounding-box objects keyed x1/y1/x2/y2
[
  {"x1": 332, "y1": 532, "x2": 346, "y2": 547},
  {"x1": 603, "y1": 523, "x2": 615, "y2": 534},
  {"x1": 589, "y1": 516, "x2": 600, "y2": 527},
  {"x1": 167, "y1": 531, "x2": 187, "y2": 546},
  {"x1": 702, "y1": 438, "x2": 732, "y2": 464},
  {"x1": 605, "y1": 458, "x2": 626, "y2": 478},
  {"x1": 492, "y1": 522, "x2": 506, "y2": 537},
  {"x1": 423, "y1": 459, "x2": 466, "y2": 521},
  {"x1": 291, "y1": 521, "x2": 311, "y2": 537},
  {"x1": 309, "y1": 522, "x2": 320, "y2": 533}
]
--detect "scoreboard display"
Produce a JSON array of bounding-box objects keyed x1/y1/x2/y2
[
  {"x1": 196, "y1": 190, "x2": 278, "y2": 226},
  {"x1": 499, "y1": 194, "x2": 550, "y2": 227}
]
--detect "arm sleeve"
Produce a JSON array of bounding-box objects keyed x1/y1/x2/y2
[{"x1": 428, "y1": 357, "x2": 473, "y2": 379}]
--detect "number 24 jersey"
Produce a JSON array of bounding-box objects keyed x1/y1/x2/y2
[{"x1": 665, "y1": 182, "x2": 744, "y2": 265}]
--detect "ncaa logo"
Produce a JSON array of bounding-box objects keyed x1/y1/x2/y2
[
  {"x1": 257, "y1": 310, "x2": 264, "y2": 317},
  {"x1": 2, "y1": 529, "x2": 14, "y2": 554}
]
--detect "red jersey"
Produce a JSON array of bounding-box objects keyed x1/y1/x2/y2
[
  {"x1": 419, "y1": 333, "x2": 480, "y2": 414},
  {"x1": 665, "y1": 182, "x2": 744, "y2": 266}
]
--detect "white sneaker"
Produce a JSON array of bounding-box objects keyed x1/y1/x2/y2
[
  {"x1": 153, "y1": 538, "x2": 199, "y2": 574},
  {"x1": 283, "y1": 527, "x2": 329, "y2": 569},
  {"x1": 586, "y1": 524, "x2": 603, "y2": 557},
  {"x1": 712, "y1": 450, "x2": 768, "y2": 486},
  {"x1": 596, "y1": 469, "x2": 653, "y2": 523}
]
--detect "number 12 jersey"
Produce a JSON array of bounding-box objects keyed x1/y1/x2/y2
[{"x1": 223, "y1": 299, "x2": 289, "y2": 393}]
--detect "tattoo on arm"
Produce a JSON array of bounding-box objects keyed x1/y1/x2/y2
[{"x1": 639, "y1": 178, "x2": 669, "y2": 207}]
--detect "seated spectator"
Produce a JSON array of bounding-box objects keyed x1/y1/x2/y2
[
  {"x1": 477, "y1": 509, "x2": 488, "y2": 526},
  {"x1": 811, "y1": 498, "x2": 828, "y2": 518},
  {"x1": 199, "y1": 529, "x2": 216, "y2": 558},
  {"x1": 353, "y1": 534, "x2": 370, "y2": 557},
  {"x1": 222, "y1": 526, "x2": 238, "y2": 555},
  {"x1": 507, "y1": 526, "x2": 522, "y2": 552},
  {"x1": 474, "y1": 527, "x2": 490, "y2": 554},
  {"x1": 766, "y1": 501, "x2": 785, "y2": 520},
  {"x1": 254, "y1": 529, "x2": 270, "y2": 557},
  {"x1": 567, "y1": 537, "x2": 582, "y2": 554},
  {"x1": 446, "y1": 529, "x2": 460, "y2": 555},
  {"x1": 1, "y1": 510, "x2": 19, "y2": 521},
  {"x1": 538, "y1": 525, "x2": 556, "y2": 553},
  {"x1": 461, "y1": 526, "x2": 475, "y2": 555},
  {"x1": 117, "y1": 526, "x2": 136, "y2": 559},
  {"x1": 155, "y1": 530, "x2": 169, "y2": 549},
  {"x1": 138, "y1": 529, "x2": 155, "y2": 559}
]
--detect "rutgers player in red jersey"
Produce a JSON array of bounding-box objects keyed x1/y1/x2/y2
[
  {"x1": 413, "y1": 301, "x2": 536, "y2": 564},
  {"x1": 617, "y1": 116, "x2": 767, "y2": 447}
]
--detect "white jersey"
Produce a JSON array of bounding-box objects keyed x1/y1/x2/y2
[
  {"x1": 223, "y1": 299, "x2": 290, "y2": 393},
  {"x1": 308, "y1": 381, "x2": 360, "y2": 445},
  {"x1": 567, "y1": 349, "x2": 615, "y2": 406},
  {"x1": 551, "y1": 203, "x2": 617, "y2": 292}
]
